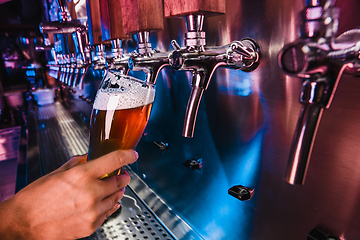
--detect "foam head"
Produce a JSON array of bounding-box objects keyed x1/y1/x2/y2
[{"x1": 93, "y1": 71, "x2": 155, "y2": 111}]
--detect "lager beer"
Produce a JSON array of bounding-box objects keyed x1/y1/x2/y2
[{"x1": 88, "y1": 71, "x2": 155, "y2": 177}]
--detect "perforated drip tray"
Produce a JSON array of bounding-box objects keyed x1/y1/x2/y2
[{"x1": 82, "y1": 187, "x2": 175, "y2": 240}]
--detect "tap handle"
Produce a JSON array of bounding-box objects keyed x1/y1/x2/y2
[
  {"x1": 164, "y1": 0, "x2": 225, "y2": 17},
  {"x1": 120, "y1": 0, "x2": 164, "y2": 35},
  {"x1": 87, "y1": 0, "x2": 102, "y2": 45},
  {"x1": 171, "y1": 40, "x2": 181, "y2": 50},
  {"x1": 99, "y1": 0, "x2": 129, "y2": 41}
]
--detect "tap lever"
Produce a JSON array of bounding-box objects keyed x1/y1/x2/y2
[
  {"x1": 228, "y1": 38, "x2": 260, "y2": 71},
  {"x1": 171, "y1": 40, "x2": 181, "y2": 50}
]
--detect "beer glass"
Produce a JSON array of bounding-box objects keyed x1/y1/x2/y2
[{"x1": 87, "y1": 70, "x2": 155, "y2": 178}]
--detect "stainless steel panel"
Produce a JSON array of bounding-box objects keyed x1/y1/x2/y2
[
  {"x1": 122, "y1": 0, "x2": 360, "y2": 239},
  {"x1": 59, "y1": 0, "x2": 360, "y2": 239}
]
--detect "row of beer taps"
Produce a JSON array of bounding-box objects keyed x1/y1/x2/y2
[
  {"x1": 39, "y1": 0, "x2": 261, "y2": 139},
  {"x1": 39, "y1": 0, "x2": 91, "y2": 90},
  {"x1": 40, "y1": 0, "x2": 360, "y2": 185}
]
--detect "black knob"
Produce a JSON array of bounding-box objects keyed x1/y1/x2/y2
[
  {"x1": 228, "y1": 185, "x2": 255, "y2": 201},
  {"x1": 279, "y1": 44, "x2": 306, "y2": 74},
  {"x1": 308, "y1": 228, "x2": 340, "y2": 240},
  {"x1": 183, "y1": 158, "x2": 203, "y2": 170},
  {"x1": 169, "y1": 50, "x2": 184, "y2": 70}
]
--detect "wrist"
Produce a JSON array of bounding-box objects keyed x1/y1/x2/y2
[{"x1": 0, "y1": 195, "x2": 30, "y2": 239}]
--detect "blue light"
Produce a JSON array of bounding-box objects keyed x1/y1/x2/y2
[
  {"x1": 26, "y1": 70, "x2": 36, "y2": 77},
  {"x1": 218, "y1": 70, "x2": 253, "y2": 97}
]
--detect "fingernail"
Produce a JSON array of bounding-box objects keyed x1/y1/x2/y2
[
  {"x1": 115, "y1": 202, "x2": 121, "y2": 208},
  {"x1": 134, "y1": 150, "x2": 139, "y2": 159}
]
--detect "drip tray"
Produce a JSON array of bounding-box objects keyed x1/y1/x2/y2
[
  {"x1": 27, "y1": 102, "x2": 201, "y2": 240},
  {"x1": 83, "y1": 187, "x2": 174, "y2": 240}
]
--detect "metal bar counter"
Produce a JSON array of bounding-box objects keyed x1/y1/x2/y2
[{"x1": 26, "y1": 100, "x2": 202, "y2": 240}]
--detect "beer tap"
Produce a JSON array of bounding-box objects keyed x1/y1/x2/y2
[
  {"x1": 57, "y1": 54, "x2": 64, "y2": 82},
  {"x1": 165, "y1": 1, "x2": 260, "y2": 137},
  {"x1": 63, "y1": 54, "x2": 71, "y2": 84},
  {"x1": 66, "y1": 53, "x2": 76, "y2": 86},
  {"x1": 128, "y1": 31, "x2": 170, "y2": 84},
  {"x1": 118, "y1": 0, "x2": 168, "y2": 83},
  {"x1": 91, "y1": 44, "x2": 107, "y2": 70},
  {"x1": 71, "y1": 23, "x2": 91, "y2": 89},
  {"x1": 108, "y1": 38, "x2": 130, "y2": 74},
  {"x1": 278, "y1": 0, "x2": 360, "y2": 185},
  {"x1": 60, "y1": 54, "x2": 69, "y2": 83}
]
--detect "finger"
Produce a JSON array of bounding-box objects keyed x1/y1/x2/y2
[
  {"x1": 82, "y1": 150, "x2": 138, "y2": 179},
  {"x1": 100, "y1": 188, "x2": 126, "y2": 212},
  {"x1": 97, "y1": 170, "x2": 130, "y2": 197},
  {"x1": 94, "y1": 202, "x2": 121, "y2": 228}
]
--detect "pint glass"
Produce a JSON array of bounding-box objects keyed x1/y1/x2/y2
[{"x1": 87, "y1": 71, "x2": 155, "y2": 178}]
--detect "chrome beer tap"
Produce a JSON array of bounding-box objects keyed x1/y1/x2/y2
[
  {"x1": 278, "y1": 0, "x2": 360, "y2": 185},
  {"x1": 168, "y1": 14, "x2": 260, "y2": 137},
  {"x1": 59, "y1": 54, "x2": 69, "y2": 83},
  {"x1": 128, "y1": 31, "x2": 170, "y2": 84},
  {"x1": 64, "y1": 54, "x2": 72, "y2": 85},
  {"x1": 107, "y1": 39, "x2": 130, "y2": 75},
  {"x1": 66, "y1": 53, "x2": 76, "y2": 86},
  {"x1": 71, "y1": 25, "x2": 91, "y2": 89},
  {"x1": 92, "y1": 44, "x2": 107, "y2": 71}
]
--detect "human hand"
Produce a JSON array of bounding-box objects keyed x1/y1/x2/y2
[{"x1": 0, "y1": 149, "x2": 138, "y2": 240}]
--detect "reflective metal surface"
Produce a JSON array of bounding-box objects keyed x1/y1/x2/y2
[
  {"x1": 128, "y1": 0, "x2": 360, "y2": 239},
  {"x1": 278, "y1": 0, "x2": 360, "y2": 185},
  {"x1": 0, "y1": 126, "x2": 21, "y2": 201},
  {"x1": 56, "y1": 0, "x2": 360, "y2": 239}
]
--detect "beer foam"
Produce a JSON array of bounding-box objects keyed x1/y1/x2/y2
[{"x1": 93, "y1": 71, "x2": 155, "y2": 110}]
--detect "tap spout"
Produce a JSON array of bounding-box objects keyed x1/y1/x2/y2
[
  {"x1": 78, "y1": 66, "x2": 89, "y2": 90},
  {"x1": 183, "y1": 71, "x2": 207, "y2": 138},
  {"x1": 72, "y1": 67, "x2": 81, "y2": 88},
  {"x1": 286, "y1": 64, "x2": 349, "y2": 185},
  {"x1": 286, "y1": 79, "x2": 325, "y2": 185}
]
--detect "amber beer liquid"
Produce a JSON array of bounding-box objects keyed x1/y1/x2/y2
[{"x1": 87, "y1": 71, "x2": 155, "y2": 178}]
